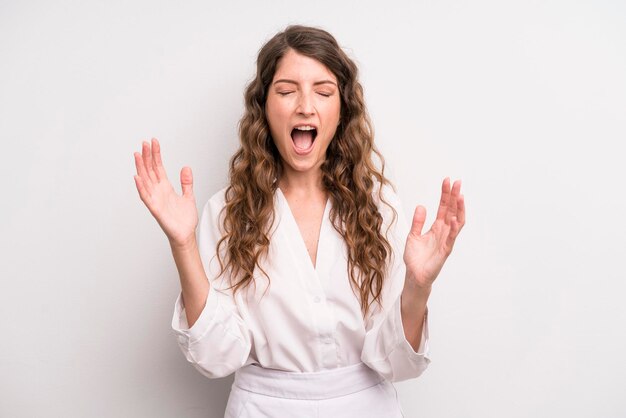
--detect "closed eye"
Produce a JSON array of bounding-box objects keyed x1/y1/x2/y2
[{"x1": 277, "y1": 91, "x2": 294, "y2": 96}]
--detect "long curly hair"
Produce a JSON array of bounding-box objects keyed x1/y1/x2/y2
[{"x1": 216, "y1": 25, "x2": 396, "y2": 317}]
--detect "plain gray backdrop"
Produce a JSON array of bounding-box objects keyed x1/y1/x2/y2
[{"x1": 1, "y1": 0, "x2": 625, "y2": 417}]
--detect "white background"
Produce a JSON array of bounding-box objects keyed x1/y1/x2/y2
[{"x1": 1, "y1": 0, "x2": 625, "y2": 417}]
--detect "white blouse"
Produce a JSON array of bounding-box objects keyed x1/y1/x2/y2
[{"x1": 171, "y1": 185, "x2": 430, "y2": 382}]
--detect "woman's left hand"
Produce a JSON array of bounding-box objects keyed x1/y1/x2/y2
[{"x1": 403, "y1": 177, "x2": 466, "y2": 289}]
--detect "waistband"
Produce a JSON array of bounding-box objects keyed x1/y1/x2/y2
[{"x1": 233, "y1": 362, "x2": 384, "y2": 400}]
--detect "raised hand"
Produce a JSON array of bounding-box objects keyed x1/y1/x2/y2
[
  {"x1": 133, "y1": 138, "x2": 198, "y2": 249},
  {"x1": 403, "y1": 178, "x2": 465, "y2": 289}
]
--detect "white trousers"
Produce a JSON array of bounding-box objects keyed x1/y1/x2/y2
[{"x1": 224, "y1": 362, "x2": 405, "y2": 418}]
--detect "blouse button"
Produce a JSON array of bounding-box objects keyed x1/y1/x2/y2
[{"x1": 313, "y1": 296, "x2": 321, "y2": 303}]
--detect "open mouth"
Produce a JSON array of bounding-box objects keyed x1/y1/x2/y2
[{"x1": 291, "y1": 126, "x2": 317, "y2": 152}]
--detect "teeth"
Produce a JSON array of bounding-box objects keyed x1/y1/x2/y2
[{"x1": 294, "y1": 126, "x2": 315, "y2": 131}]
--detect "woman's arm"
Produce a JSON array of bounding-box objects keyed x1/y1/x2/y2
[
  {"x1": 401, "y1": 177, "x2": 465, "y2": 349},
  {"x1": 133, "y1": 138, "x2": 208, "y2": 327},
  {"x1": 170, "y1": 239, "x2": 210, "y2": 328},
  {"x1": 400, "y1": 283, "x2": 431, "y2": 352}
]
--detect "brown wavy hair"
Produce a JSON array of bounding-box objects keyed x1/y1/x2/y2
[{"x1": 216, "y1": 25, "x2": 396, "y2": 317}]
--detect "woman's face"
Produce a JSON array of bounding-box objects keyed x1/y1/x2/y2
[{"x1": 265, "y1": 49, "x2": 341, "y2": 180}]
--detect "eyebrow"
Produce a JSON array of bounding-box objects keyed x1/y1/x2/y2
[{"x1": 273, "y1": 79, "x2": 338, "y2": 87}]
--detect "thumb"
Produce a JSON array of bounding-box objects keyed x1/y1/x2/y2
[
  {"x1": 410, "y1": 205, "x2": 427, "y2": 237},
  {"x1": 180, "y1": 166, "x2": 194, "y2": 197}
]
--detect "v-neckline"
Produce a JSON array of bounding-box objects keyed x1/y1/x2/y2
[{"x1": 276, "y1": 187, "x2": 331, "y2": 272}]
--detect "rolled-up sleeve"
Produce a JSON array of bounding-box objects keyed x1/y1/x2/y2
[
  {"x1": 170, "y1": 190, "x2": 252, "y2": 378},
  {"x1": 361, "y1": 186, "x2": 431, "y2": 382}
]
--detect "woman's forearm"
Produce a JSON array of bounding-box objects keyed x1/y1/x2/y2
[
  {"x1": 170, "y1": 238, "x2": 210, "y2": 328},
  {"x1": 400, "y1": 277, "x2": 431, "y2": 352}
]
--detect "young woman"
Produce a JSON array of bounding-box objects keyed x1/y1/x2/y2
[{"x1": 133, "y1": 25, "x2": 465, "y2": 418}]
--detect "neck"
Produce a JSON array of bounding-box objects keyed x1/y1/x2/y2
[{"x1": 278, "y1": 167, "x2": 325, "y2": 196}]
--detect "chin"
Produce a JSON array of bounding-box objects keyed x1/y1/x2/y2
[{"x1": 285, "y1": 156, "x2": 322, "y2": 174}]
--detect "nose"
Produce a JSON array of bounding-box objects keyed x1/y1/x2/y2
[{"x1": 296, "y1": 91, "x2": 315, "y2": 116}]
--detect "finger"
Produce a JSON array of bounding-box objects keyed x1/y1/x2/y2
[
  {"x1": 456, "y1": 194, "x2": 466, "y2": 227},
  {"x1": 134, "y1": 151, "x2": 153, "y2": 193},
  {"x1": 445, "y1": 193, "x2": 466, "y2": 250},
  {"x1": 180, "y1": 166, "x2": 194, "y2": 197},
  {"x1": 445, "y1": 194, "x2": 457, "y2": 225},
  {"x1": 445, "y1": 180, "x2": 462, "y2": 224},
  {"x1": 142, "y1": 141, "x2": 158, "y2": 183},
  {"x1": 435, "y1": 177, "x2": 451, "y2": 222},
  {"x1": 445, "y1": 216, "x2": 461, "y2": 251},
  {"x1": 151, "y1": 138, "x2": 168, "y2": 182},
  {"x1": 409, "y1": 205, "x2": 427, "y2": 237}
]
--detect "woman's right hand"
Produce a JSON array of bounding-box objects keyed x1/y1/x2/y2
[{"x1": 133, "y1": 138, "x2": 199, "y2": 249}]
